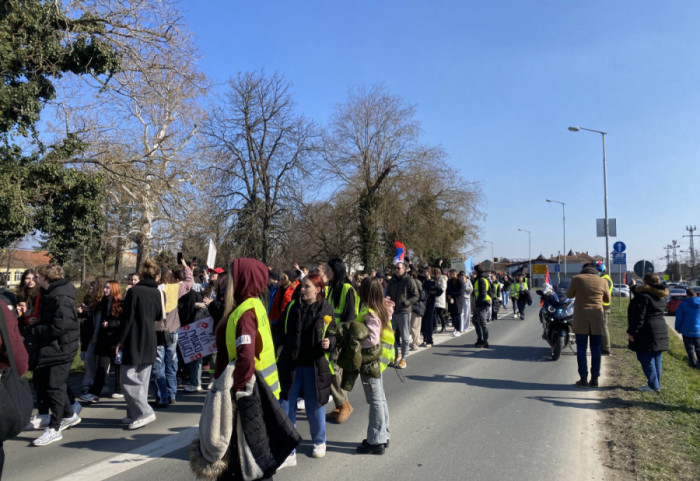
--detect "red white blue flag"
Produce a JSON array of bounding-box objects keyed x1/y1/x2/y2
[
  {"x1": 394, "y1": 241, "x2": 406, "y2": 264},
  {"x1": 545, "y1": 268, "x2": 551, "y2": 285}
]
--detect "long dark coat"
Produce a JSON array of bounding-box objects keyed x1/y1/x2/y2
[
  {"x1": 117, "y1": 279, "x2": 162, "y2": 365},
  {"x1": 33, "y1": 279, "x2": 79, "y2": 367}
]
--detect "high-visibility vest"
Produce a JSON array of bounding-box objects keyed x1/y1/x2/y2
[
  {"x1": 327, "y1": 282, "x2": 358, "y2": 324},
  {"x1": 601, "y1": 274, "x2": 613, "y2": 307},
  {"x1": 510, "y1": 281, "x2": 528, "y2": 298},
  {"x1": 359, "y1": 306, "x2": 395, "y2": 373},
  {"x1": 225, "y1": 297, "x2": 280, "y2": 399},
  {"x1": 282, "y1": 299, "x2": 335, "y2": 375},
  {"x1": 474, "y1": 278, "x2": 492, "y2": 302}
]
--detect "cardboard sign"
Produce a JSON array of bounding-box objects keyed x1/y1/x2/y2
[{"x1": 177, "y1": 317, "x2": 217, "y2": 362}]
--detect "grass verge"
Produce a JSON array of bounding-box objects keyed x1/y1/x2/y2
[{"x1": 600, "y1": 297, "x2": 700, "y2": 481}]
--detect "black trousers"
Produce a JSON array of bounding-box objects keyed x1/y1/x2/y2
[
  {"x1": 33, "y1": 361, "x2": 73, "y2": 430},
  {"x1": 88, "y1": 354, "x2": 121, "y2": 397}
]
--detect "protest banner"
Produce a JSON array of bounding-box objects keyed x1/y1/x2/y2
[{"x1": 177, "y1": 317, "x2": 217, "y2": 362}]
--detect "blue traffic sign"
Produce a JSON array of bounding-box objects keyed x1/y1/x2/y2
[
  {"x1": 613, "y1": 241, "x2": 626, "y2": 253},
  {"x1": 554, "y1": 264, "x2": 560, "y2": 272},
  {"x1": 612, "y1": 252, "x2": 627, "y2": 265}
]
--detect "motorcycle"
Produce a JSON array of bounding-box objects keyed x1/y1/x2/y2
[{"x1": 536, "y1": 283, "x2": 575, "y2": 361}]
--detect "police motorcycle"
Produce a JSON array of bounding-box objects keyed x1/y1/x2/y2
[{"x1": 536, "y1": 282, "x2": 575, "y2": 361}]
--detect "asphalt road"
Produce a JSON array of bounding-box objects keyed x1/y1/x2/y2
[{"x1": 4, "y1": 303, "x2": 607, "y2": 481}]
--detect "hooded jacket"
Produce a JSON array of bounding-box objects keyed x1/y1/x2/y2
[
  {"x1": 32, "y1": 279, "x2": 79, "y2": 367},
  {"x1": 214, "y1": 258, "x2": 270, "y2": 393},
  {"x1": 627, "y1": 283, "x2": 670, "y2": 352},
  {"x1": 675, "y1": 296, "x2": 700, "y2": 338}
]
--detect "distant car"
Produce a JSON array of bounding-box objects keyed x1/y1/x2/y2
[
  {"x1": 666, "y1": 288, "x2": 687, "y2": 315},
  {"x1": 612, "y1": 284, "x2": 630, "y2": 297}
]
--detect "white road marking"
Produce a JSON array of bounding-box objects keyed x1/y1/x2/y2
[{"x1": 53, "y1": 425, "x2": 199, "y2": 481}]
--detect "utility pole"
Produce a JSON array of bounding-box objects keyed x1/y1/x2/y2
[{"x1": 684, "y1": 225, "x2": 697, "y2": 278}]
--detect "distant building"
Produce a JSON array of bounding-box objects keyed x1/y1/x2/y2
[{"x1": 0, "y1": 249, "x2": 53, "y2": 287}]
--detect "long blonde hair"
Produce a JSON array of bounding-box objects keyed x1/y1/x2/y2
[
  {"x1": 220, "y1": 271, "x2": 237, "y2": 326},
  {"x1": 359, "y1": 277, "x2": 391, "y2": 331}
]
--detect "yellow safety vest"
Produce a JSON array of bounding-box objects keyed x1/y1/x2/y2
[
  {"x1": 359, "y1": 307, "x2": 395, "y2": 373},
  {"x1": 282, "y1": 299, "x2": 335, "y2": 375},
  {"x1": 601, "y1": 274, "x2": 613, "y2": 307},
  {"x1": 225, "y1": 297, "x2": 280, "y2": 399},
  {"x1": 327, "y1": 283, "x2": 359, "y2": 324},
  {"x1": 474, "y1": 278, "x2": 492, "y2": 301},
  {"x1": 510, "y1": 281, "x2": 528, "y2": 299},
  {"x1": 163, "y1": 283, "x2": 179, "y2": 314}
]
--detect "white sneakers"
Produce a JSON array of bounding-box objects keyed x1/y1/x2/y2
[
  {"x1": 25, "y1": 414, "x2": 50, "y2": 431},
  {"x1": 452, "y1": 330, "x2": 463, "y2": 337},
  {"x1": 278, "y1": 452, "x2": 297, "y2": 469},
  {"x1": 312, "y1": 443, "x2": 326, "y2": 458},
  {"x1": 127, "y1": 413, "x2": 156, "y2": 430},
  {"x1": 111, "y1": 392, "x2": 125, "y2": 399},
  {"x1": 33, "y1": 427, "x2": 63, "y2": 446},
  {"x1": 59, "y1": 413, "x2": 82, "y2": 431},
  {"x1": 184, "y1": 385, "x2": 202, "y2": 392}
]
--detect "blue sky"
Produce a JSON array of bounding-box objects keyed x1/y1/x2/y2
[{"x1": 181, "y1": 1, "x2": 699, "y2": 272}]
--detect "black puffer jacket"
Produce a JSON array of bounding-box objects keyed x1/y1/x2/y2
[
  {"x1": 277, "y1": 299, "x2": 336, "y2": 406},
  {"x1": 627, "y1": 284, "x2": 669, "y2": 352},
  {"x1": 32, "y1": 279, "x2": 79, "y2": 367}
]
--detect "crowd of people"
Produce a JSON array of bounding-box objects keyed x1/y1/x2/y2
[{"x1": 3, "y1": 252, "x2": 697, "y2": 480}]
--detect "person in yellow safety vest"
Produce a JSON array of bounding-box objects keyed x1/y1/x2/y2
[
  {"x1": 324, "y1": 258, "x2": 358, "y2": 424},
  {"x1": 596, "y1": 261, "x2": 614, "y2": 355},
  {"x1": 276, "y1": 273, "x2": 337, "y2": 461},
  {"x1": 472, "y1": 265, "x2": 492, "y2": 348},
  {"x1": 355, "y1": 277, "x2": 394, "y2": 455},
  {"x1": 511, "y1": 274, "x2": 529, "y2": 319}
]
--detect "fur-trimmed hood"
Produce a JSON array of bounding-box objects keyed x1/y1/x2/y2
[{"x1": 636, "y1": 284, "x2": 669, "y2": 300}]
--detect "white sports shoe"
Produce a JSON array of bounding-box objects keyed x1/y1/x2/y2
[
  {"x1": 59, "y1": 413, "x2": 81, "y2": 431},
  {"x1": 128, "y1": 413, "x2": 156, "y2": 430},
  {"x1": 184, "y1": 385, "x2": 202, "y2": 392},
  {"x1": 33, "y1": 427, "x2": 63, "y2": 446},
  {"x1": 111, "y1": 392, "x2": 125, "y2": 399},
  {"x1": 25, "y1": 414, "x2": 50, "y2": 431},
  {"x1": 278, "y1": 452, "x2": 297, "y2": 469},
  {"x1": 312, "y1": 443, "x2": 326, "y2": 458}
]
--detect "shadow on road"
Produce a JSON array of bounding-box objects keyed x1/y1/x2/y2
[
  {"x1": 405, "y1": 373, "x2": 581, "y2": 392},
  {"x1": 431, "y1": 343, "x2": 569, "y2": 362},
  {"x1": 527, "y1": 395, "x2": 603, "y2": 410}
]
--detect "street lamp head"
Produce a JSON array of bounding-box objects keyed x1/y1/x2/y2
[
  {"x1": 568, "y1": 126, "x2": 580, "y2": 132},
  {"x1": 546, "y1": 199, "x2": 552, "y2": 203}
]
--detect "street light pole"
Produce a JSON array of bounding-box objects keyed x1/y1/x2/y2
[
  {"x1": 518, "y1": 228, "x2": 531, "y2": 286},
  {"x1": 546, "y1": 199, "x2": 566, "y2": 278},
  {"x1": 568, "y1": 126, "x2": 610, "y2": 269},
  {"x1": 484, "y1": 240, "x2": 494, "y2": 266}
]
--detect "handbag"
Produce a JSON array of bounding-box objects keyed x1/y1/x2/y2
[
  {"x1": 0, "y1": 307, "x2": 34, "y2": 442},
  {"x1": 155, "y1": 289, "x2": 174, "y2": 346}
]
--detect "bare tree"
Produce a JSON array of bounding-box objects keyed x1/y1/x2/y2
[
  {"x1": 322, "y1": 85, "x2": 442, "y2": 269},
  {"x1": 202, "y1": 71, "x2": 317, "y2": 264},
  {"x1": 47, "y1": 0, "x2": 209, "y2": 265}
]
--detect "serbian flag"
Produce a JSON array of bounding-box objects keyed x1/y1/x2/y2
[
  {"x1": 394, "y1": 241, "x2": 406, "y2": 264},
  {"x1": 545, "y1": 268, "x2": 551, "y2": 285}
]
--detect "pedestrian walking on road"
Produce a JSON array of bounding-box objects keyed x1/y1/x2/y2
[
  {"x1": 355, "y1": 277, "x2": 394, "y2": 455},
  {"x1": 472, "y1": 265, "x2": 492, "y2": 348},
  {"x1": 116, "y1": 259, "x2": 162, "y2": 430},
  {"x1": 566, "y1": 263, "x2": 610, "y2": 388},
  {"x1": 627, "y1": 274, "x2": 669, "y2": 392},
  {"x1": 29, "y1": 264, "x2": 81, "y2": 446},
  {"x1": 386, "y1": 262, "x2": 419, "y2": 368}
]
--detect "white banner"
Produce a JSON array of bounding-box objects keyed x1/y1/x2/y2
[
  {"x1": 177, "y1": 317, "x2": 217, "y2": 363},
  {"x1": 206, "y1": 238, "x2": 217, "y2": 269}
]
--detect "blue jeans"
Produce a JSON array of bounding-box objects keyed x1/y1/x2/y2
[
  {"x1": 360, "y1": 374, "x2": 390, "y2": 445},
  {"x1": 636, "y1": 351, "x2": 662, "y2": 391},
  {"x1": 502, "y1": 291, "x2": 509, "y2": 307},
  {"x1": 280, "y1": 366, "x2": 326, "y2": 448},
  {"x1": 392, "y1": 312, "x2": 411, "y2": 359},
  {"x1": 575, "y1": 334, "x2": 602, "y2": 377},
  {"x1": 187, "y1": 357, "x2": 203, "y2": 388},
  {"x1": 153, "y1": 332, "x2": 179, "y2": 403}
]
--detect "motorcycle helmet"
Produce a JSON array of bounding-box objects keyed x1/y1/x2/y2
[{"x1": 595, "y1": 261, "x2": 606, "y2": 273}]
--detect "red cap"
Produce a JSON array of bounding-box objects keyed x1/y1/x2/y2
[{"x1": 209, "y1": 267, "x2": 225, "y2": 274}]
